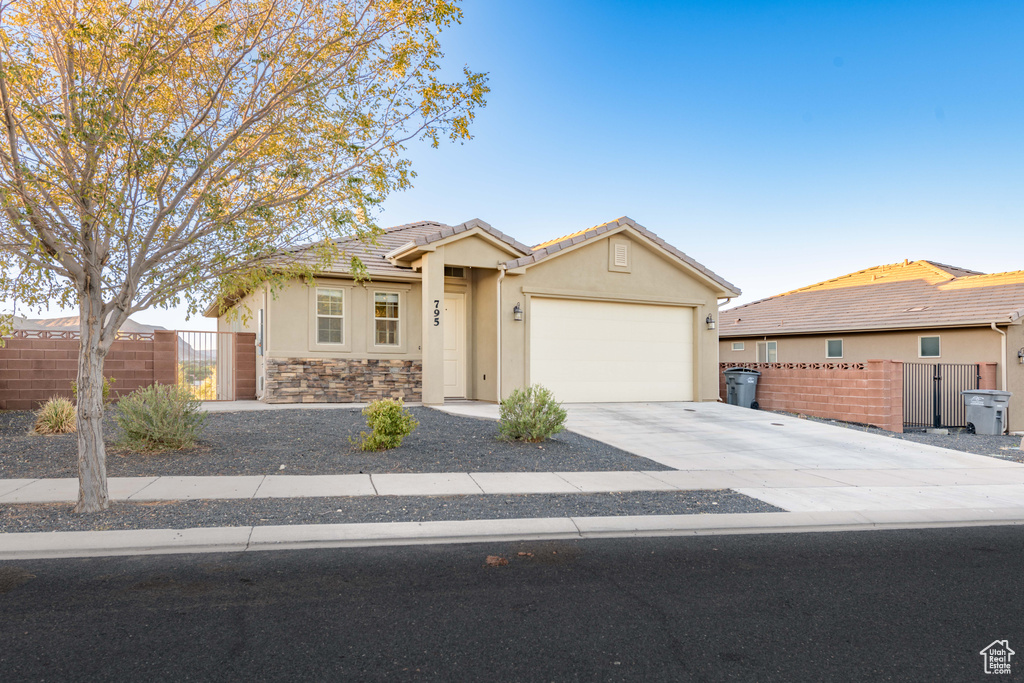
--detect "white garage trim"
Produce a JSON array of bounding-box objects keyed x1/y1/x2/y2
[{"x1": 528, "y1": 297, "x2": 695, "y2": 403}]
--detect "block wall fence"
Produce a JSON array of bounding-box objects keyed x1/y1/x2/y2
[
  {"x1": 0, "y1": 331, "x2": 256, "y2": 411},
  {"x1": 719, "y1": 360, "x2": 999, "y2": 433}
]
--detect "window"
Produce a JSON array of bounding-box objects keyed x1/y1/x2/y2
[
  {"x1": 374, "y1": 292, "x2": 400, "y2": 345},
  {"x1": 732, "y1": 342, "x2": 745, "y2": 351},
  {"x1": 919, "y1": 336, "x2": 940, "y2": 358},
  {"x1": 756, "y1": 341, "x2": 777, "y2": 362},
  {"x1": 444, "y1": 266, "x2": 466, "y2": 278},
  {"x1": 826, "y1": 339, "x2": 843, "y2": 358},
  {"x1": 316, "y1": 289, "x2": 344, "y2": 344}
]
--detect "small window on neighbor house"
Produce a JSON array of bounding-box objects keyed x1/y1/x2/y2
[
  {"x1": 316, "y1": 289, "x2": 344, "y2": 344},
  {"x1": 374, "y1": 291, "x2": 400, "y2": 345},
  {"x1": 826, "y1": 339, "x2": 843, "y2": 358},
  {"x1": 732, "y1": 342, "x2": 744, "y2": 351},
  {"x1": 444, "y1": 266, "x2": 466, "y2": 278},
  {"x1": 920, "y1": 336, "x2": 940, "y2": 358},
  {"x1": 756, "y1": 341, "x2": 777, "y2": 362}
]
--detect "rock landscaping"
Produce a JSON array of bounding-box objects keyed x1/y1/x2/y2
[{"x1": 0, "y1": 407, "x2": 673, "y2": 478}]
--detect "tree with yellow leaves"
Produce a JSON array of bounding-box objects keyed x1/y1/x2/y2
[{"x1": 0, "y1": 0, "x2": 487, "y2": 512}]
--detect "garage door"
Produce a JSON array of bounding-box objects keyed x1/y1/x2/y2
[{"x1": 529, "y1": 298, "x2": 694, "y2": 403}]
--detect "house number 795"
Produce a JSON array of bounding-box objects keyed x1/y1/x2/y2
[{"x1": 433, "y1": 300, "x2": 440, "y2": 326}]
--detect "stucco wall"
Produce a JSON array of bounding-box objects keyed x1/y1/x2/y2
[
  {"x1": 500, "y1": 233, "x2": 723, "y2": 401},
  {"x1": 720, "y1": 327, "x2": 1003, "y2": 365}
]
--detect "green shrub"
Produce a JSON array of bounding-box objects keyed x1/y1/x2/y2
[
  {"x1": 114, "y1": 383, "x2": 206, "y2": 451},
  {"x1": 357, "y1": 399, "x2": 419, "y2": 451},
  {"x1": 33, "y1": 396, "x2": 77, "y2": 435},
  {"x1": 498, "y1": 384, "x2": 567, "y2": 442},
  {"x1": 70, "y1": 375, "x2": 117, "y2": 405}
]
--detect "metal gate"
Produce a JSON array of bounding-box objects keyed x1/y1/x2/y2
[
  {"x1": 903, "y1": 363, "x2": 980, "y2": 428},
  {"x1": 175, "y1": 331, "x2": 235, "y2": 401}
]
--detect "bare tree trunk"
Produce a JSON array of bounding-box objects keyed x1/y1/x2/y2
[{"x1": 74, "y1": 284, "x2": 109, "y2": 513}]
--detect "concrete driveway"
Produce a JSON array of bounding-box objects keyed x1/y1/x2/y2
[{"x1": 437, "y1": 401, "x2": 1024, "y2": 515}]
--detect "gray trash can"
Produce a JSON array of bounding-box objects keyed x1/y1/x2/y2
[
  {"x1": 724, "y1": 367, "x2": 761, "y2": 409},
  {"x1": 961, "y1": 389, "x2": 1012, "y2": 435}
]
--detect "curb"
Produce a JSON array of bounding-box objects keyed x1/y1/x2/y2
[{"x1": 1, "y1": 509, "x2": 1023, "y2": 561}]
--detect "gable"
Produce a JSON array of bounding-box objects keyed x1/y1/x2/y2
[
  {"x1": 514, "y1": 232, "x2": 721, "y2": 302},
  {"x1": 506, "y1": 217, "x2": 739, "y2": 297}
]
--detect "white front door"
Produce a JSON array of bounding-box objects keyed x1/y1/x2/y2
[{"x1": 443, "y1": 293, "x2": 467, "y2": 398}]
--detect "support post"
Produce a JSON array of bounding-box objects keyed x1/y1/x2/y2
[{"x1": 420, "y1": 248, "x2": 445, "y2": 405}]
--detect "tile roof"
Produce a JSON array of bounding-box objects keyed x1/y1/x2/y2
[
  {"x1": 505, "y1": 216, "x2": 740, "y2": 296},
  {"x1": 720, "y1": 260, "x2": 1024, "y2": 337},
  {"x1": 284, "y1": 221, "x2": 450, "y2": 277},
  {"x1": 403, "y1": 218, "x2": 533, "y2": 256}
]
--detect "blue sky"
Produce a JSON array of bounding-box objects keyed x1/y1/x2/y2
[{"x1": 28, "y1": 0, "x2": 1024, "y2": 329}]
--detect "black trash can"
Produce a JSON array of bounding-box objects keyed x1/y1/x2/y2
[{"x1": 724, "y1": 367, "x2": 761, "y2": 409}]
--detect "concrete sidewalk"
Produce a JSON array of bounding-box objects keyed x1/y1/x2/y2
[{"x1": 4, "y1": 469, "x2": 1024, "y2": 508}]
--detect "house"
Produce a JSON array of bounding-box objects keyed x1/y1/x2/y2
[
  {"x1": 207, "y1": 216, "x2": 739, "y2": 405},
  {"x1": 718, "y1": 260, "x2": 1024, "y2": 430}
]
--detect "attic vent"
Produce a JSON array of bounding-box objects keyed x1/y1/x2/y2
[
  {"x1": 443, "y1": 266, "x2": 466, "y2": 278},
  {"x1": 614, "y1": 243, "x2": 628, "y2": 267}
]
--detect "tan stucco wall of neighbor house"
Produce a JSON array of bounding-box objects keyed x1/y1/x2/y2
[
  {"x1": 721, "y1": 327, "x2": 1003, "y2": 366},
  {"x1": 1003, "y1": 322, "x2": 1024, "y2": 432},
  {"x1": 500, "y1": 233, "x2": 723, "y2": 402}
]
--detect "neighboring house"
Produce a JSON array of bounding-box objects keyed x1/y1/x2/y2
[
  {"x1": 207, "y1": 216, "x2": 740, "y2": 405},
  {"x1": 718, "y1": 260, "x2": 1024, "y2": 430}
]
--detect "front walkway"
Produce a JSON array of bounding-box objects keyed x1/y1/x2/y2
[{"x1": 435, "y1": 401, "x2": 1024, "y2": 513}]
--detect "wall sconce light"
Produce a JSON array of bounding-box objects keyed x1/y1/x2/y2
[
  {"x1": 1018, "y1": 347, "x2": 1024, "y2": 364},
  {"x1": 513, "y1": 302, "x2": 524, "y2": 322},
  {"x1": 705, "y1": 314, "x2": 716, "y2": 330}
]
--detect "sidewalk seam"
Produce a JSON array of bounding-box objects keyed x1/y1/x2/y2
[
  {"x1": 125, "y1": 476, "x2": 159, "y2": 501},
  {"x1": 250, "y1": 476, "x2": 268, "y2": 499}
]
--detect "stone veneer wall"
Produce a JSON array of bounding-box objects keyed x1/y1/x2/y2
[{"x1": 265, "y1": 358, "x2": 422, "y2": 403}]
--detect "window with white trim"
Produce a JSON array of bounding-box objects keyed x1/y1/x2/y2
[
  {"x1": 826, "y1": 339, "x2": 843, "y2": 358},
  {"x1": 919, "y1": 336, "x2": 940, "y2": 358},
  {"x1": 316, "y1": 289, "x2": 344, "y2": 344},
  {"x1": 732, "y1": 342, "x2": 744, "y2": 351},
  {"x1": 756, "y1": 341, "x2": 777, "y2": 362},
  {"x1": 374, "y1": 292, "x2": 400, "y2": 345}
]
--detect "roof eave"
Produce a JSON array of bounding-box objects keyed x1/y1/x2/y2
[{"x1": 719, "y1": 318, "x2": 1019, "y2": 338}]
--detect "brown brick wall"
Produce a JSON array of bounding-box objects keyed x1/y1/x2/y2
[
  {"x1": 265, "y1": 358, "x2": 422, "y2": 403},
  {"x1": 1, "y1": 331, "x2": 258, "y2": 410},
  {"x1": 720, "y1": 360, "x2": 905, "y2": 433},
  {"x1": 979, "y1": 362, "x2": 998, "y2": 390}
]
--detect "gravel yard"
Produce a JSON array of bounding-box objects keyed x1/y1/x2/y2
[
  {"x1": 0, "y1": 407, "x2": 671, "y2": 478},
  {"x1": 791, "y1": 413, "x2": 1024, "y2": 463},
  {"x1": 0, "y1": 490, "x2": 782, "y2": 533}
]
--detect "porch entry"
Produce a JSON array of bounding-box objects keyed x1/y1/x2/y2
[
  {"x1": 443, "y1": 292, "x2": 467, "y2": 398},
  {"x1": 903, "y1": 362, "x2": 980, "y2": 428}
]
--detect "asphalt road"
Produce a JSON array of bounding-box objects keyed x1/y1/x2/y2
[{"x1": 0, "y1": 527, "x2": 1021, "y2": 681}]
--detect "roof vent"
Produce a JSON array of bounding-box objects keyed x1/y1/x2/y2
[
  {"x1": 905, "y1": 306, "x2": 929, "y2": 312},
  {"x1": 614, "y1": 243, "x2": 628, "y2": 267}
]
